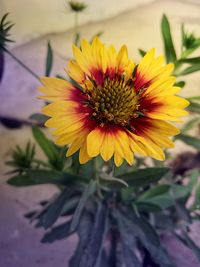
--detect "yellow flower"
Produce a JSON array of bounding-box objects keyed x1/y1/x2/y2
[{"x1": 38, "y1": 37, "x2": 189, "y2": 167}]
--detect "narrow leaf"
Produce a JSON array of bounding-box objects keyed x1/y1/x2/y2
[
  {"x1": 186, "y1": 96, "x2": 200, "y2": 101},
  {"x1": 182, "y1": 117, "x2": 200, "y2": 133},
  {"x1": 78, "y1": 203, "x2": 108, "y2": 267},
  {"x1": 0, "y1": 51, "x2": 4, "y2": 83},
  {"x1": 70, "y1": 180, "x2": 96, "y2": 232},
  {"x1": 45, "y1": 41, "x2": 53, "y2": 76},
  {"x1": 161, "y1": 14, "x2": 177, "y2": 63},
  {"x1": 60, "y1": 196, "x2": 80, "y2": 216},
  {"x1": 32, "y1": 126, "x2": 59, "y2": 166},
  {"x1": 40, "y1": 188, "x2": 74, "y2": 229},
  {"x1": 74, "y1": 32, "x2": 80, "y2": 46},
  {"x1": 187, "y1": 101, "x2": 200, "y2": 113},
  {"x1": 41, "y1": 220, "x2": 72, "y2": 243},
  {"x1": 69, "y1": 212, "x2": 94, "y2": 267},
  {"x1": 179, "y1": 57, "x2": 200, "y2": 64},
  {"x1": 137, "y1": 195, "x2": 174, "y2": 210},
  {"x1": 174, "y1": 81, "x2": 185, "y2": 88},
  {"x1": 179, "y1": 64, "x2": 200, "y2": 76},
  {"x1": 138, "y1": 49, "x2": 146, "y2": 57},
  {"x1": 115, "y1": 210, "x2": 142, "y2": 267},
  {"x1": 118, "y1": 167, "x2": 170, "y2": 187},
  {"x1": 115, "y1": 209, "x2": 175, "y2": 267},
  {"x1": 7, "y1": 170, "x2": 67, "y2": 187},
  {"x1": 138, "y1": 185, "x2": 170, "y2": 200},
  {"x1": 136, "y1": 202, "x2": 161, "y2": 212},
  {"x1": 176, "y1": 134, "x2": 200, "y2": 150},
  {"x1": 29, "y1": 113, "x2": 49, "y2": 124}
]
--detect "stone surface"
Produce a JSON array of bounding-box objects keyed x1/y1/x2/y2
[
  {"x1": 0, "y1": 1, "x2": 200, "y2": 266},
  {"x1": 0, "y1": 0, "x2": 154, "y2": 45}
]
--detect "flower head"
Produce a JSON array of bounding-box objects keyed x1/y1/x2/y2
[
  {"x1": 68, "y1": 1, "x2": 87, "y2": 12},
  {"x1": 182, "y1": 25, "x2": 200, "y2": 51},
  {"x1": 39, "y1": 37, "x2": 189, "y2": 166}
]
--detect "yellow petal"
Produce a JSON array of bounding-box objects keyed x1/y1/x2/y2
[
  {"x1": 66, "y1": 134, "x2": 85, "y2": 156},
  {"x1": 117, "y1": 45, "x2": 128, "y2": 71},
  {"x1": 73, "y1": 44, "x2": 90, "y2": 75},
  {"x1": 114, "y1": 130, "x2": 134, "y2": 165},
  {"x1": 100, "y1": 132, "x2": 115, "y2": 161},
  {"x1": 137, "y1": 48, "x2": 155, "y2": 74},
  {"x1": 79, "y1": 141, "x2": 91, "y2": 164},
  {"x1": 87, "y1": 127, "x2": 104, "y2": 157},
  {"x1": 66, "y1": 60, "x2": 85, "y2": 84},
  {"x1": 114, "y1": 152, "x2": 123, "y2": 167}
]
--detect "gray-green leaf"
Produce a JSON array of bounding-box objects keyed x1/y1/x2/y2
[
  {"x1": 32, "y1": 126, "x2": 60, "y2": 168},
  {"x1": 175, "y1": 134, "x2": 200, "y2": 150},
  {"x1": 70, "y1": 180, "x2": 96, "y2": 232},
  {"x1": 161, "y1": 14, "x2": 177, "y2": 63},
  {"x1": 45, "y1": 41, "x2": 53, "y2": 76},
  {"x1": 118, "y1": 167, "x2": 170, "y2": 187}
]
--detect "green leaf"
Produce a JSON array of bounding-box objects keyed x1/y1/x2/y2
[
  {"x1": 178, "y1": 57, "x2": 200, "y2": 64},
  {"x1": 7, "y1": 170, "x2": 80, "y2": 187},
  {"x1": 55, "y1": 74, "x2": 66, "y2": 80},
  {"x1": 161, "y1": 14, "x2": 177, "y2": 63},
  {"x1": 186, "y1": 96, "x2": 200, "y2": 101},
  {"x1": 29, "y1": 113, "x2": 49, "y2": 124},
  {"x1": 179, "y1": 64, "x2": 200, "y2": 76},
  {"x1": 138, "y1": 49, "x2": 146, "y2": 57},
  {"x1": 138, "y1": 185, "x2": 170, "y2": 200},
  {"x1": 28, "y1": 169, "x2": 79, "y2": 183},
  {"x1": 138, "y1": 195, "x2": 174, "y2": 210},
  {"x1": 174, "y1": 81, "x2": 185, "y2": 88},
  {"x1": 71, "y1": 151, "x2": 81, "y2": 174},
  {"x1": 136, "y1": 202, "x2": 161, "y2": 212},
  {"x1": 74, "y1": 32, "x2": 80, "y2": 46},
  {"x1": 7, "y1": 174, "x2": 36, "y2": 186},
  {"x1": 172, "y1": 184, "x2": 190, "y2": 200},
  {"x1": 114, "y1": 209, "x2": 175, "y2": 267},
  {"x1": 121, "y1": 187, "x2": 135, "y2": 203},
  {"x1": 174, "y1": 201, "x2": 191, "y2": 223},
  {"x1": 78, "y1": 203, "x2": 108, "y2": 267},
  {"x1": 32, "y1": 126, "x2": 60, "y2": 168},
  {"x1": 70, "y1": 180, "x2": 96, "y2": 232},
  {"x1": 79, "y1": 160, "x2": 94, "y2": 179},
  {"x1": 70, "y1": 212, "x2": 94, "y2": 267},
  {"x1": 182, "y1": 117, "x2": 200, "y2": 133},
  {"x1": 175, "y1": 134, "x2": 200, "y2": 150},
  {"x1": 137, "y1": 172, "x2": 195, "y2": 209},
  {"x1": 193, "y1": 182, "x2": 200, "y2": 209},
  {"x1": 116, "y1": 210, "x2": 142, "y2": 267},
  {"x1": 40, "y1": 188, "x2": 74, "y2": 229},
  {"x1": 45, "y1": 41, "x2": 53, "y2": 76},
  {"x1": 118, "y1": 167, "x2": 170, "y2": 187},
  {"x1": 41, "y1": 220, "x2": 72, "y2": 243},
  {"x1": 187, "y1": 101, "x2": 200, "y2": 113}
]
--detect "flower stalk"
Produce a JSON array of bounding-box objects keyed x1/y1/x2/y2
[{"x1": 3, "y1": 47, "x2": 40, "y2": 81}]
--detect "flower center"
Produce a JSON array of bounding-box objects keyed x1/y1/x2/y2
[{"x1": 87, "y1": 77, "x2": 139, "y2": 126}]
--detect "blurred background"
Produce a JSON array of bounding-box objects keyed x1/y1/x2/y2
[{"x1": 0, "y1": 0, "x2": 200, "y2": 266}]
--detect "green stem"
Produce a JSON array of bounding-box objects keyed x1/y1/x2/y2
[
  {"x1": 94, "y1": 158, "x2": 102, "y2": 198},
  {"x1": 110, "y1": 160, "x2": 115, "y2": 176},
  {"x1": 74, "y1": 12, "x2": 78, "y2": 35},
  {"x1": 3, "y1": 47, "x2": 40, "y2": 81},
  {"x1": 73, "y1": 12, "x2": 80, "y2": 45}
]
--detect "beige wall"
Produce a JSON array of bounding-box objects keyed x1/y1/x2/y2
[{"x1": 0, "y1": 0, "x2": 154, "y2": 45}]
